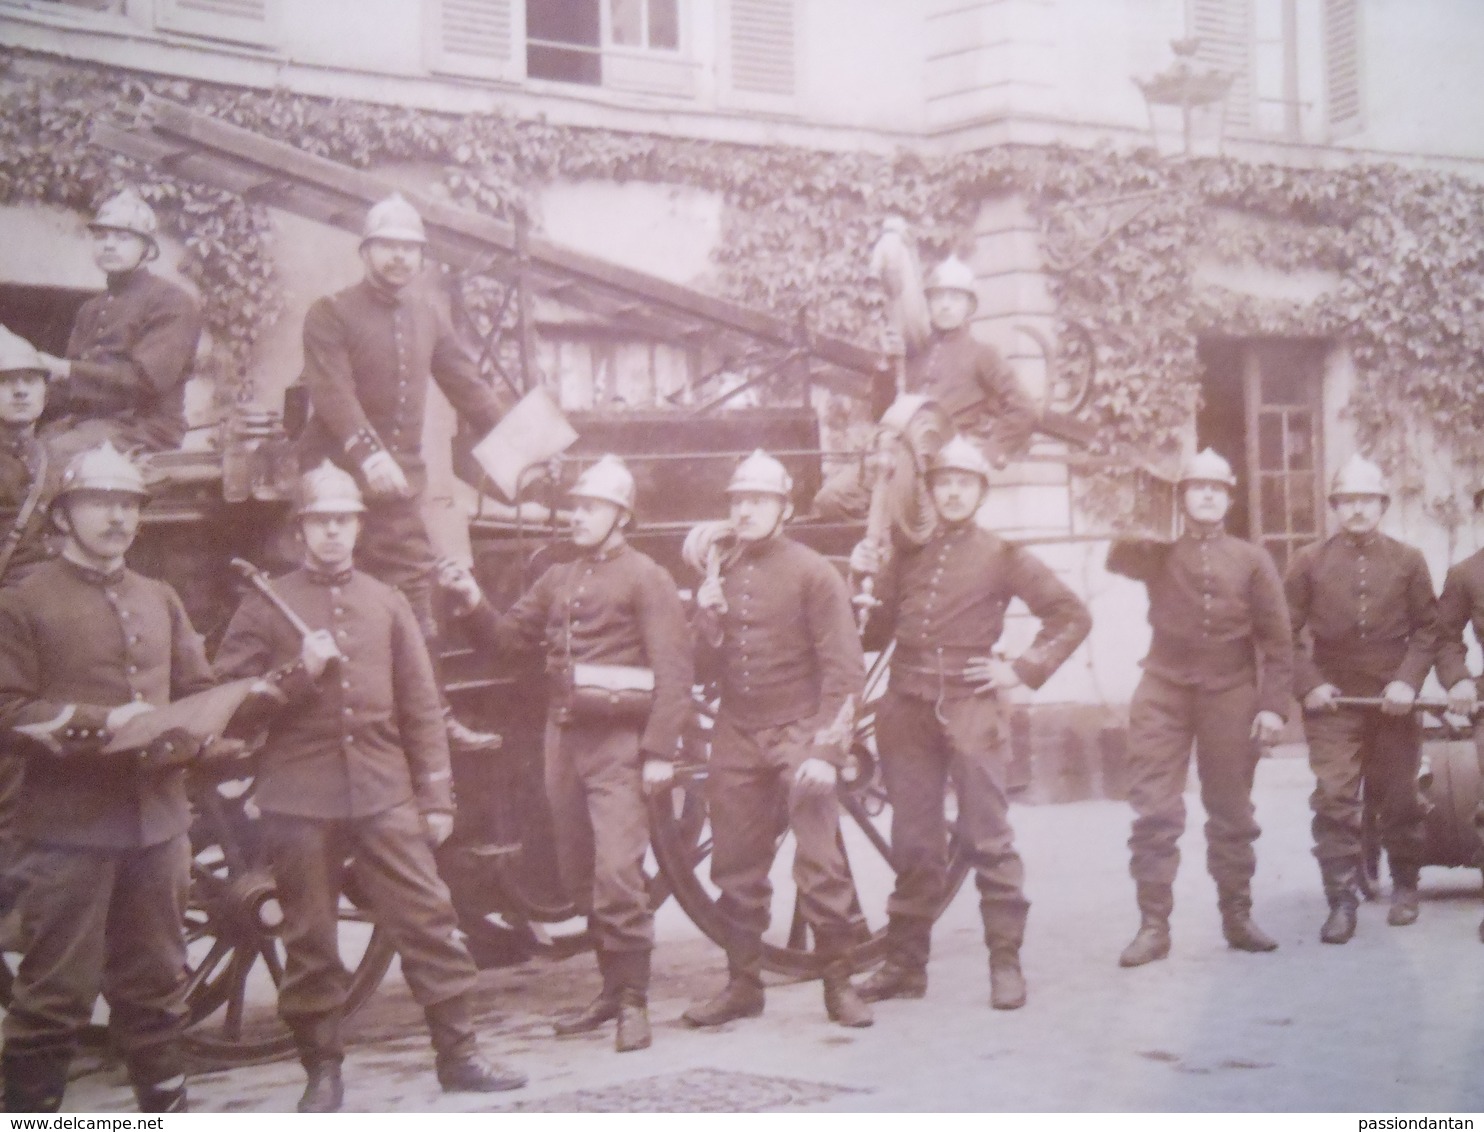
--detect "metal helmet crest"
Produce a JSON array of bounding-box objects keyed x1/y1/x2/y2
[
  {"x1": 928, "y1": 434, "x2": 993, "y2": 482},
  {"x1": 297, "y1": 460, "x2": 367, "y2": 515},
  {"x1": 361, "y1": 193, "x2": 428, "y2": 246},
  {"x1": 1177, "y1": 448, "x2": 1237, "y2": 488},
  {"x1": 924, "y1": 255, "x2": 978, "y2": 298},
  {"x1": 726, "y1": 449, "x2": 793, "y2": 498},
  {"x1": 89, "y1": 189, "x2": 159, "y2": 246},
  {"x1": 1329, "y1": 454, "x2": 1388, "y2": 500},
  {"x1": 0, "y1": 326, "x2": 45, "y2": 375},
  {"x1": 56, "y1": 441, "x2": 149, "y2": 500},
  {"x1": 569, "y1": 454, "x2": 636, "y2": 513}
]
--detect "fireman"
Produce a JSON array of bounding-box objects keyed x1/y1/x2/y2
[
  {"x1": 815, "y1": 255, "x2": 1037, "y2": 521},
  {"x1": 682, "y1": 450, "x2": 872, "y2": 1030},
  {"x1": 849, "y1": 436, "x2": 1090, "y2": 1010},
  {"x1": 36, "y1": 190, "x2": 203, "y2": 462},
  {"x1": 1107, "y1": 448, "x2": 1293, "y2": 967},
  {"x1": 1285, "y1": 455, "x2": 1437, "y2": 943},
  {"x1": 298, "y1": 192, "x2": 506, "y2": 754},
  {"x1": 441, "y1": 455, "x2": 692, "y2": 1053},
  {"x1": 0, "y1": 444, "x2": 214, "y2": 1113},
  {"x1": 214, "y1": 462, "x2": 527, "y2": 1111}
]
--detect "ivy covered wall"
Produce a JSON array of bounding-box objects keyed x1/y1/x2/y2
[{"x1": 4, "y1": 48, "x2": 1484, "y2": 531}]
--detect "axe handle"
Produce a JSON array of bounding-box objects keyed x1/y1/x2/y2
[
  {"x1": 1330, "y1": 696, "x2": 1456, "y2": 714},
  {"x1": 230, "y1": 558, "x2": 330, "y2": 648}
]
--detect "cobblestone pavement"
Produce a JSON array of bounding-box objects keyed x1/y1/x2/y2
[{"x1": 55, "y1": 752, "x2": 1484, "y2": 1112}]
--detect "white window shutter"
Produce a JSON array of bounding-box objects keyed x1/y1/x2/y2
[
  {"x1": 728, "y1": 0, "x2": 796, "y2": 97},
  {"x1": 155, "y1": 0, "x2": 274, "y2": 46},
  {"x1": 1187, "y1": 0, "x2": 1253, "y2": 131},
  {"x1": 428, "y1": 0, "x2": 522, "y2": 81},
  {"x1": 1323, "y1": 0, "x2": 1363, "y2": 138}
]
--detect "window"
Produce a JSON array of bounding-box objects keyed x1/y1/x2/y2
[
  {"x1": 525, "y1": 0, "x2": 691, "y2": 95},
  {"x1": 155, "y1": 0, "x2": 276, "y2": 47},
  {"x1": 428, "y1": 0, "x2": 521, "y2": 81},
  {"x1": 1187, "y1": 0, "x2": 1361, "y2": 141},
  {"x1": 727, "y1": 0, "x2": 794, "y2": 97}
]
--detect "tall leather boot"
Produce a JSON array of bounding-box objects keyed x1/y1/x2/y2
[
  {"x1": 609, "y1": 951, "x2": 653, "y2": 1053},
  {"x1": 1217, "y1": 883, "x2": 1279, "y2": 952},
  {"x1": 817, "y1": 929, "x2": 873, "y2": 1028},
  {"x1": 554, "y1": 948, "x2": 621, "y2": 1036},
  {"x1": 1320, "y1": 859, "x2": 1360, "y2": 944},
  {"x1": 1387, "y1": 863, "x2": 1421, "y2": 927},
  {"x1": 2, "y1": 1049, "x2": 69, "y2": 1114},
  {"x1": 682, "y1": 932, "x2": 765, "y2": 1027},
  {"x1": 289, "y1": 1013, "x2": 344, "y2": 1113},
  {"x1": 133, "y1": 1075, "x2": 188, "y2": 1114},
  {"x1": 1118, "y1": 882, "x2": 1173, "y2": 968},
  {"x1": 988, "y1": 950, "x2": 1027, "y2": 1010},
  {"x1": 858, "y1": 915, "x2": 931, "y2": 1002},
  {"x1": 426, "y1": 995, "x2": 528, "y2": 1092}
]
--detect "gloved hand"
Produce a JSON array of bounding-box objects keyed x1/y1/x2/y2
[{"x1": 360, "y1": 451, "x2": 409, "y2": 499}]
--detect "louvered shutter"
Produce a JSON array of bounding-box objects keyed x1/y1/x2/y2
[
  {"x1": 1187, "y1": 0, "x2": 1253, "y2": 131},
  {"x1": 1322, "y1": 0, "x2": 1363, "y2": 138},
  {"x1": 728, "y1": 0, "x2": 795, "y2": 97},
  {"x1": 155, "y1": 0, "x2": 274, "y2": 46},
  {"x1": 428, "y1": 0, "x2": 521, "y2": 80}
]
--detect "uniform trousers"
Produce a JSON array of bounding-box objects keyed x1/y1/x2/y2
[
  {"x1": 357, "y1": 495, "x2": 440, "y2": 641},
  {"x1": 2, "y1": 835, "x2": 189, "y2": 1086},
  {"x1": 1126, "y1": 672, "x2": 1261, "y2": 895},
  {"x1": 874, "y1": 689, "x2": 1028, "y2": 951},
  {"x1": 543, "y1": 718, "x2": 654, "y2": 955},
  {"x1": 1304, "y1": 705, "x2": 1424, "y2": 880},
  {"x1": 707, "y1": 717, "x2": 857, "y2": 942},
  {"x1": 263, "y1": 801, "x2": 478, "y2": 1054}
]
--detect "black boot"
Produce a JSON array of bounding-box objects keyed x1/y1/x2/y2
[
  {"x1": 2, "y1": 1049, "x2": 69, "y2": 1114},
  {"x1": 297, "y1": 1062, "x2": 344, "y2": 1114},
  {"x1": 1387, "y1": 866, "x2": 1421, "y2": 927},
  {"x1": 1119, "y1": 882, "x2": 1172, "y2": 967},
  {"x1": 554, "y1": 949, "x2": 621, "y2": 1036},
  {"x1": 858, "y1": 915, "x2": 930, "y2": 1002},
  {"x1": 683, "y1": 934, "x2": 764, "y2": 1028},
  {"x1": 289, "y1": 1013, "x2": 345, "y2": 1112},
  {"x1": 133, "y1": 1077, "x2": 187, "y2": 1113},
  {"x1": 817, "y1": 930, "x2": 873, "y2": 1028},
  {"x1": 609, "y1": 952, "x2": 652, "y2": 1053},
  {"x1": 988, "y1": 950, "x2": 1027, "y2": 1010},
  {"x1": 1218, "y1": 884, "x2": 1279, "y2": 952},
  {"x1": 445, "y1": 712, "x2": 502, "y2": 755},
  {"x1": 1320, "y1": 860, "x2": 1360, "y2": 944},
  {"x1": 427, "y1": 995, "x2": 527, "y2": 1093}
]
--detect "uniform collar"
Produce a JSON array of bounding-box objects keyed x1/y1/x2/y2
[
  {"x1": 304, "y1": 564, "x2": 355, "y2": 586},
  {"x1": 1182, "y1": 524, "x2": 1225, "y2": 542},
  {"x1": 1342, "y1": 530, "x2": 1381, "y2": 549},
  {"x1": 358, "y1": 277, "x2": 406, "y2": 310},
  {"x1": 104, "y1": 267, "x2": 148, "y2": 296},
  {"x1": 584, "y1": 541, "x2": 627, "y2": 564},
  {"x1": 58, "y1": 552, "x2": 126, "y2": 586},
  {"x1": 736, "y1": 534, "x2": 784, "y2": 560}
]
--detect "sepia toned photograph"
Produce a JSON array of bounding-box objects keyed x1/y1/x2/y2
[{"x1": 0, "y1": 0, "x2": 1479, "y2": 1116}]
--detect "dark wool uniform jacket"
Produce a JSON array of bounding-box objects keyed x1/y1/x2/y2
[
  {"x1": 63, "y1": 268, "x2": 203, "y2": 450},
  {"x1": 298, "y1": 278, "x2": 504, "y2": 486},
  {"x1": 1436, "y1": 547, "x2": 1484, "y2": 692},
  {"x1": 1108, "y1": 531, "x2": 1294, "y2": 717},
  {"x1": 463, "y1": 543, "x2": 693, "y2": 760},
  {"x1": 866, "y1": 522, "x2": 1090, "y2": 700},
  {"x1": 1285, "y1": 531, "x2": 1438, "y2": 698},
  {"x1": 902, "y1": 326, "x2": 1037, "y2": 461},
  {"x1": 214, "y1": 566, "x2": 454, "y2": 819},
  {"x1": 0, "y1": 430, "x2": 59, "y2": 586},
  {"x1": 0, "y1": 557, "x2": 214, "y2": 849},
  {"x1": 695, "y1": 536, "x2": 864, "y2": 759}
]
